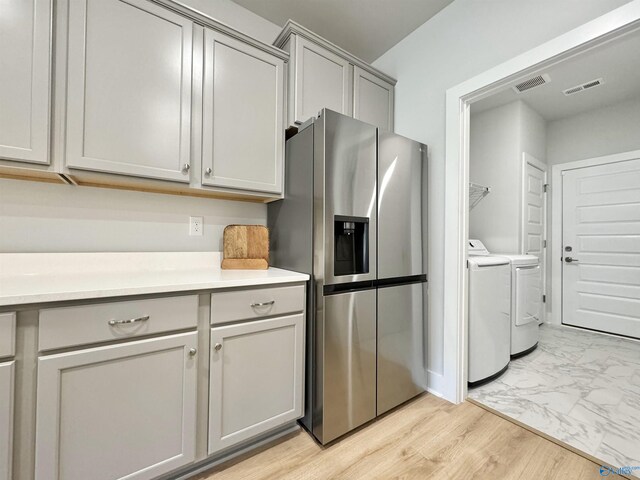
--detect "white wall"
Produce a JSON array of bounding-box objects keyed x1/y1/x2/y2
[
  {"x1": 372, "y1": 0, "x2": 631, "y2": 395},
  {"x1": 469, "y1": 102, "x2": 521, "y2": 252},
  {"x1": 547, "y1": 94, "x2": 640, "y2": 165},
  {"x1": 0, "y1": 1, "x2": 279, "y2": 254},
  {"x1": 0, "y1": 179, "x2": 266, "y2": 252},
  {"x1": 469, "y1": 100, "x2": 546, "y2": 253}
]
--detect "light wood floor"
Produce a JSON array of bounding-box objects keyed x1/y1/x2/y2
[{"x1": 198, "y1": 394, "x2": 604, "y2": 480}]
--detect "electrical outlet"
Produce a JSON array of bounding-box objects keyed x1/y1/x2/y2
[{"x1": 189, "y1": 216, "x2": 203, "y2": 236}]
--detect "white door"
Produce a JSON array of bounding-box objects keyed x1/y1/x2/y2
[
  {"x1": 209, "y1": 314, "x2": 303, "y2": 454},
  {"x1": 522, "y1": 154, "x2": 547, "y2": 320},
  {"x1": 353, "y1": 66, "x2": 394, "y2": 131},
  {"x1": 202, "y1": 29, "x2": 284, "y2": 194},
  {"x1": 65, "y1": 0, "x2": 193, "y2": 182},
  {"x1": 292, "y1": 36, "x2": 352, "y2": 125},
  {"x1": 562, "y1": 158, "x2": 640, "y2": 339},
  {"x1": 35, "y1": 332, "x2": 198, "y2": 480},
  {"x1": 0, "y1": 0, "x2": 51, "y2": 164},
  {"x1": 0, "y1": 361, "x2": 14, "y2": 480}
]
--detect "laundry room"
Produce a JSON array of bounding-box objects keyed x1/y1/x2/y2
[{"x1": 465, "y1": 26, "x2": 640, "y2": 469}]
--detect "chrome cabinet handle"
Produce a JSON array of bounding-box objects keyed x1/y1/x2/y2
[
  {"x1": 214, "y1": 343, "x2": 222, "y2": 351},
  {"x1": 251, "y1": 300, "x2": 275, "y2": 308},
  {"x1": 108, "y1": 315, "x2": 149, "y2": 326},
  {"x1": 183, "y1": 163, "x2": 191, "y2": 173},
  {"x1": 565, "y1": 257, "x2": 579, "y2": 263},
  {"x1": 189, "y1": 348, "x2": 197, "y2": 357},
  {"x1": 205, "y1": 167, "x2": 212, "y2": 175}
]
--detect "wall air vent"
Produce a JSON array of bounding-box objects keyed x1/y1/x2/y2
[
  {"x1": 563, "y1": 78, "x2": 604, "y2": 96},
  {"x1": 512, "y1": 74, "x2": 551, "y2": 93}
]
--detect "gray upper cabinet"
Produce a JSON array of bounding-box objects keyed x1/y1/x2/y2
[
  {"x1": 0, "y1": 0, "x2": 51, "y2": 164},
  {"x1": 288, "y1": 35, "x2": 353, "y2": 125},
  {"x1": 202, "y1": 29, "x2": 284, "y2": 194},
  {"x1": 353, "y1": 66, "x2": 395, "y2": 131},
  {"x1": 65, "y1": 0, "x2": 193, "y2": 183},
  {"x1": 275, "y1": 21, "x2": 395, "y2": 130}
]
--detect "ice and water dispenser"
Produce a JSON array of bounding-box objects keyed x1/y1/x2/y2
[{"x1": 334, "y1": 215, "x2": 369, "y2": 276}]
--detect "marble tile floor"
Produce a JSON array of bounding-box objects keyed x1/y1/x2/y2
[{"x1": 468, "y1": 323, "x2": 640, "y2": 476}]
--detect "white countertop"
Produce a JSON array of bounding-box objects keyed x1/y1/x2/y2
[{"x1": 0, "y1": 252, "x2": 309, "y2": 307}]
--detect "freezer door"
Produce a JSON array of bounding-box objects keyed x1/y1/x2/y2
[
  {"x1": 317, "y1": 289, "x2": 376, "y2": 444},
  {"x1": 377, "y1": 131, "x2": 426, "y2": 279},
  {"x1": 377, "y1": 283, "x2": 426, "y2": 415},
  {"x1": 320, "y1": 110, "x2": 378, "y2": 286}
]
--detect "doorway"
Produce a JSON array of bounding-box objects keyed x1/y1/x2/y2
[{"x1": 453, "y1": 6, "x2": 640, "y2": 473}]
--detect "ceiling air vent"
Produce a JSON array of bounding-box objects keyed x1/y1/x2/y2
[
  {"x1": 563, "y1": 78, "x2": 605, "y2": 96},
  {"x1": 512, "y1": 74, "x2": 551, "y2": 93}
]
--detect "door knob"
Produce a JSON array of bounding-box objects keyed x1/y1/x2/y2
[
  {"x1": 214, "y1": 343, "x2": 222, "y2": 351},
  {"x1": 189, "y1": 348, "x2": 197, "y2": 357},
  {"x1": 565, "y1": 257, "x2": 579, "y2": 263},
  {"x1": 205, "y1": 167, "x2": 212, "y2": 175},
  {"x1": 183, "y1": 163, "x2": 191, "y2": 173}
]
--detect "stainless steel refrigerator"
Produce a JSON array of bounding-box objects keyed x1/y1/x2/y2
[{"x1": 268, "y1": 109, "x2": 426, "y2": 445}]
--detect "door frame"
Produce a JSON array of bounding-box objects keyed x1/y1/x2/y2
[
  {"x1": 521, "y1": 153, "x2": 548, "y2": 323},
  {"x1": 443, "y1": 2, "x2": 640, "y2": 403},
  {"x1": 550, "y1": 148, "x2": 640, "y2": 326}
]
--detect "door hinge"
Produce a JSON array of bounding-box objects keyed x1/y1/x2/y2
[
  {"x1": 543, "y1": 294, "x2": 546, "y2": 303},
  {"x1": 543, "y1": 184, "x2": 549, "y2": 193},
  {"x1": 543, "y1": 240, "x2": 547, "y2": 248}
]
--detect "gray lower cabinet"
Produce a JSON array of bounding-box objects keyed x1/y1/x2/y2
[
  {"x1": 202, "y1": 28, "x2": 285, "y2": 194},
  {"x1": 353, "y1": 66, "x2": 395, "y2": 132},
  {"x1": 65, "y1": 0, "x2": 194, "y2": 182},
  {"x1": 208, "y1": 314, "x2": 304, "y2": 454},
  {"x1": 0, "y1": 0, "x2": 51, "y2": 164},
  {"x1": 0, "y1": 361, "x2": 14, "y2": 480},
  {"x1": 34, "y1": 332, "x2": 198, "y2": 480}
]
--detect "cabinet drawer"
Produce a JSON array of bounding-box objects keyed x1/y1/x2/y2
[
  {"x1": 39, "y1": 295, "x2": 198, "y2": 351},
  {"x1": 0, "y1": 313, "x2": 16, "y2": 359},
  {"x1": 211, "y1": 285, "x2": 304, "y2": 325}
]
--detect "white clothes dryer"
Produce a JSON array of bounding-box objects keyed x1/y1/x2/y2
[{"x1": 494, "y1": 254, "x2": 541, "y2": 357}]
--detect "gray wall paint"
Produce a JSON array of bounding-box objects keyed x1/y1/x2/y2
[
  {"x1": 0, "y1": 0, "x2": 279, "y2": 254},
  {"x1": 547, "y1": 95, "x2": 640, "y2": 165},
  {"x1": 372, "y1": 0, "x2": 631, "y2": 384},
  {"x1": 0, "y1": 179, "x2": 266, "y2": 253}
]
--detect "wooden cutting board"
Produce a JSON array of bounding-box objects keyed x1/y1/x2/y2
[{"x1": 221, "y1": 225, "x2": 269, "y2": 270}]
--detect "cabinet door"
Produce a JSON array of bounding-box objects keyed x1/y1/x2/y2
[
  {"x1": 202, "y1": 29, "x2": 284, "y2": 194},
  {"x1": 0, "y1": 362, "x2": 14, "y2": 480},
  {"x1": 0, "y1": 0, "x2": 51, "y2": 164},
  {"x1": 66, "y1": 0, "x2": 193, "y2": 182},
  {"x1": 209, "y1": 314, "x2": 303, "y2": 454},
  {"x1": 292, "y1": 36, "x2": 352, "y2": 125},
  {"x1": 353, "y1": 66, "x2": 394, "y2": 131},
  {"x1": 35, "y1": 332, "x2": 198, "y2": 480}
]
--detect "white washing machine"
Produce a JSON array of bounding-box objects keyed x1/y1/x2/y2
[
  {"x1": 495, "y1": 253, "x2": 541, "y2": 357},
  {"x1": 467, "y1": 242, "x2": 511, "y2": 386}
]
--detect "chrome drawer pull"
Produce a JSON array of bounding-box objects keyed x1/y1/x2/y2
[
  {"x1": 108, "y1": 315, "x2": 150, "y2": 326},
  {"x1": 250, "y1": 300, "x2": 275, "y2": 308}
]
